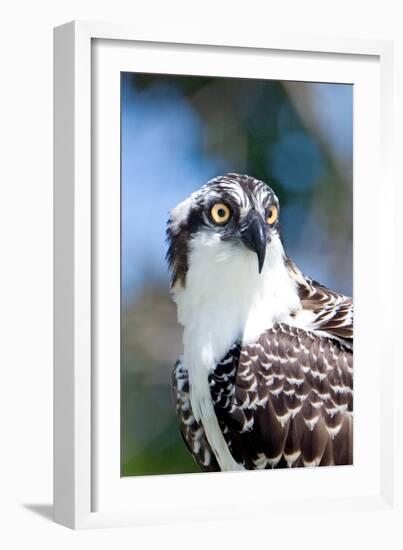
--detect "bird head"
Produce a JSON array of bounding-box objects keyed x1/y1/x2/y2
[{"x1": 167, "y1": 173, "x2": 282, "y2": 288}]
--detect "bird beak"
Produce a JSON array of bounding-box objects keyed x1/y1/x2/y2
[{"x1": 240, "y1": 214, "x2": 268, "y2": 273}]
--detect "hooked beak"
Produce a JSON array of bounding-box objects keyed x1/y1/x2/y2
[{"x1": 240, "y1": 214, "x2": 268, "y2": 273}]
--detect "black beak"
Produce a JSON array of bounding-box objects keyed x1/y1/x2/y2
[{"x1": 241, "y1": 214, "x2": 268, "y2": 273}]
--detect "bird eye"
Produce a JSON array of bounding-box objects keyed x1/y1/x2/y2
[
  {"x1": 210, "y1": 202, "x2": 231, "y2": 224},
  {"x1": 267, "y1": 205, "x2": 278, "y2": 225}
]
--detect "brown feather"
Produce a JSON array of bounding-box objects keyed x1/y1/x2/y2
[{"x1": 172, "y1": 320, "x2": 353, "y2": 471}]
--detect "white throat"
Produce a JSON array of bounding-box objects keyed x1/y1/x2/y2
[{"x1": 172, "y1": 233, "x2": 300, "y2": 470}]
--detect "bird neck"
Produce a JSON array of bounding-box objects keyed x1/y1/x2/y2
[
  {"x1": 172, "y1": 234, "x2": 301, "y2": 469},
  {"x1": 174, "y1": 233, "x2": 301, "y2": 370}
]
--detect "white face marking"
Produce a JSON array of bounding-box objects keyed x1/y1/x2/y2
[
  {"x1": 168, "y1": 196, "x2": 193, "y2": 232},
  {"x1": 192, "y1": 174, "x2": 277, "y2": 231}
]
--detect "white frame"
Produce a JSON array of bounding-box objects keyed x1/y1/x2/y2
[
  {"x1": 93, "y1": 39, "x2": 381, "y2": 514},
  {"x1": 54, "y1": 21, "x2": 398, "y2": 530}
]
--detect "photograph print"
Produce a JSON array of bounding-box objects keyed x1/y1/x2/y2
[{"x1": 121, "y1": 73, "x2": 353, "y2": 476}]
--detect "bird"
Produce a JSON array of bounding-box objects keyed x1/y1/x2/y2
[{"x1": 167, "y1": 173, "x2": 353, "y2": 471}]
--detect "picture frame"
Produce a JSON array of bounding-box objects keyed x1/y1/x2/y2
[{"x1": 54, "y1": 20, "x2": 399, "y2": 530}]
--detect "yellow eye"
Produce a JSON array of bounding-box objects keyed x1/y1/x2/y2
[
  {"x1": 210, "y1": 202, "x2": 231, "y2": 224},
  {"x1": 267, "y1": 205, "x2": 278, "y2": 225}
]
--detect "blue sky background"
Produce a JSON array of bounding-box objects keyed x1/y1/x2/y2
[{"x1": 121, "y1": 74, "x2": 352, "y2": 303}]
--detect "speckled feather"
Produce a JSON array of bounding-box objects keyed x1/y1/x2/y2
[
  {"x1": 287, "y1": 259, "x2": 353, "y2": 344},
  {"x1": 172, "y1": 285, "x2": 353, "y2": 471},
  {"x1": 172, "y1": 360, "x2": 220, "y2": 471}
]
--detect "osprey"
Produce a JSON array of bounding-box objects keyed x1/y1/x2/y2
[{"x1": 167, "y1": 173, "x2": 353, "y2": 471}]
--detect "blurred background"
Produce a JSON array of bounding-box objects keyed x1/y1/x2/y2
[{"x1": 121, "y1": 72, "x2": 353, "y2": 477}]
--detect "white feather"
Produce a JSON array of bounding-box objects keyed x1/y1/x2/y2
[
  {"x1": 168, "y1": 195, "x2": 195, "y2": 231},
  {"x1": 173, "y1": 231, "x2": 301, "y2": 470}
]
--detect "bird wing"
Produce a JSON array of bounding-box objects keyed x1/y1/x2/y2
[
  {"x1": 209, "y1": 323, "x2": 353, "y2": 469},
  {"x1": 172, "y1": 359, "x2": 219, "y2": 472},
  {"x1": 287, "y1": 259, "x2": 353, "y2": 344}
]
